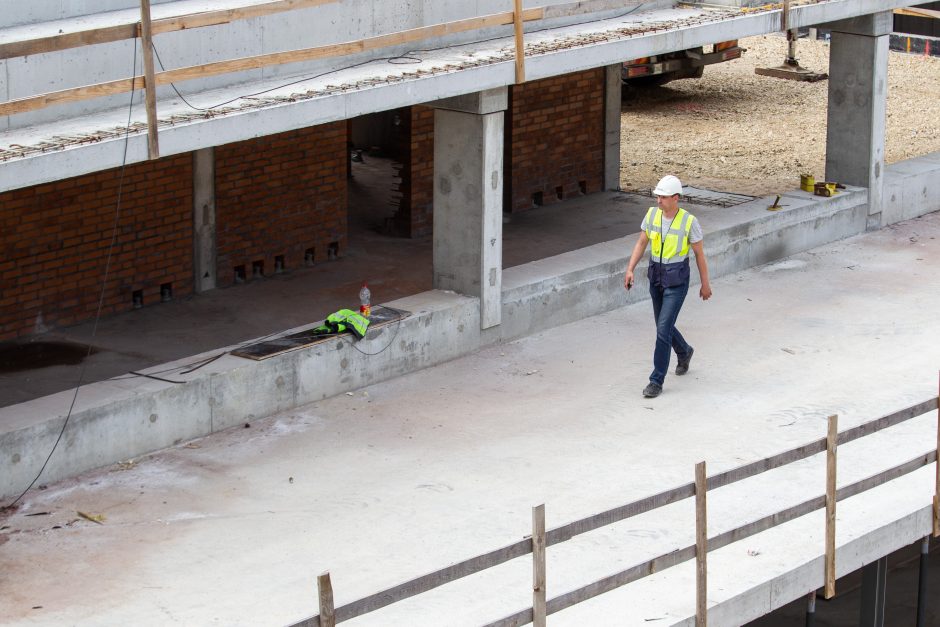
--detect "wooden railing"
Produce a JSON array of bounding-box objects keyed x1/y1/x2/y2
[
  {"x1": 291, "y1": 385, "x2": 940, "y2": 627},
  {"x1": 0, "y1": 0, "x2": 546, "y2": 158}
]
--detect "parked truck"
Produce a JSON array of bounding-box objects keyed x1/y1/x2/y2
[{"x1": 622, "y1": 39, "x2": 742, "y2": 86}]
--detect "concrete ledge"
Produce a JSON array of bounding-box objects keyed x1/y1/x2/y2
[
  {"x1": 3, "y1": 153, "x2": 940, "y2": 500},
  {"x1": 679, "y1": 483, "x2": 935, "y2": 626},
  {"x1": 883, "y1": 153, "x2": 940, "y2": 225}
]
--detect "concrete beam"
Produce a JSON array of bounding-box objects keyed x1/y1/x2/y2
[
  {"x1": 604, "y1": 63, "x2": 622, "y2": 191},
  {"x1": 825, "y1": 19, "x2": 888, "y2": 230},
  {"x1": 430, "y1": 88, "x2": 508, "y2": 115},
  {"x1": 1, "y1": 0, "x2": 929, "y2": 192},
  {"x1": 824, "y1": 11, "x2": 893, "y2": 36},
  {"x1": 432, "y1": 100, "x2": 505, "y2": 330}
]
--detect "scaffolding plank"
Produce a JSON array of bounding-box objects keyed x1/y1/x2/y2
[{"x1": 231, "y1": 305, "x2": 409, "y2": 360}]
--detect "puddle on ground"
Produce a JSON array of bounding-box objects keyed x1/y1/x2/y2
[{"x1": 0, "y1": 341, "x2": 98, "y2": 373}]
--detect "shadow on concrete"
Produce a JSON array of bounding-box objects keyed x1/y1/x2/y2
[
  {"x1": 748, "y1": 537, "x2": 939, "y2": 626},
  {"x1": 0, "y1": 156, "x2": 696, "y2": 407}
]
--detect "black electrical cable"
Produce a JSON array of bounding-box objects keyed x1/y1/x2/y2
[
  {"x1": 151, "y1": 43, "x2": 421, "y2": 113},
  {"x1": 351, "y1": 315, "x2": 403, "y2": 357},
  {"x1": 1, "y1": 5, "x2": 651, "y2": 510},
  {"x1": 108, "y1": 326, "x2": 291, "y2": 381},
  {"x1": 4, "y1": 38, "x2": 140, "y2": 510},
  {"x1": 151, "y1": 3, "x2": 646, "y2": 114}
]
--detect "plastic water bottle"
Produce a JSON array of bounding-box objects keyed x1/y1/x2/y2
[{"x1": 359, "y1": 283, "x2": 371, "y2": 318}]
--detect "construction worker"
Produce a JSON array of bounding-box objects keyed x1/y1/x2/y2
[{"x1": 623, "y1": 175, "x2": 712, "y2": 398}]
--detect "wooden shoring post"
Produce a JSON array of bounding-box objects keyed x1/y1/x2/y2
[
  {"x1": 695, "y1": 461, "x2": 708, "y2": 627},
  {"x1": 934, "y1": 371, "x2": 939, "y2": 537},
  {"x1": 513, "y1": 0, "x2": 526, "y2": 83},
  {"x1": 532, "y1": 504, "x2": 547, "y2": 627},
  {"x1": 781, "y1": 0, "x2": 790, "y2": 32},
  {"x1": 139, "y1": 0, "x2": 160, "y2": 159},
  {"x1": 824, "y1": 414, "x2": 838, "y2": 598},
  {"x1": 0, "y1": 7, "x2": 546, "y2": 117},
  {"x1": 318, "y1": 571, "x2": 336, "y2": 627}
]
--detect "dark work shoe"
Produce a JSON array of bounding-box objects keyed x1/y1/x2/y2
[
  {"x1": 643, "y1": 382, "x2": 662, "y2": 398},
  {"x1": 676, "y1": 347, "x2": 694, "y2": 376}
]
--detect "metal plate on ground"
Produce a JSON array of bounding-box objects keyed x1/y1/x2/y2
[
  {"x1": 633, "y1": 186, "x2": 755, "y2": 208},
  {"x1": 231, "y1": 305, "x2": 409, "y2": 361}
]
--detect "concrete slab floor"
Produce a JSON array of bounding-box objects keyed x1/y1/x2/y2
[
  {"x1": 747, "y1": 537, "x2": 940, "y2": 626},
  {"x1": 0, "y1": 171, "x2": 734, "y2": 407},
  {"x1": 0, "y1": 211, "x2": 937, "y2": 626}
]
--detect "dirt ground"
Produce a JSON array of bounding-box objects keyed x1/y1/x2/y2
[{"x1": 619, "y1": 33, "x2": 940, "y2": 196}]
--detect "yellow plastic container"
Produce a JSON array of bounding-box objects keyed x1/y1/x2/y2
[{"x1": 800, "y1": 174, "x2": 815, "y2": 192}]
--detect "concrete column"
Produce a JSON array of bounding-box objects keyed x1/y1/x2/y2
[
  {"x1": 605, "y1": 63, "x2": 623, "y2": 191},
  {"x1": 193, "y1": 148, "x2": 216, "y2": 293},
  {"x1": 824, "y1": 12, "x2": 890, "y2": 231},
  {"x1": 858, "y1": 556, "x2": 887, "y2": 626},
  {"x1": 431, "y1": 88, "x2": 507, "y2": 330}
]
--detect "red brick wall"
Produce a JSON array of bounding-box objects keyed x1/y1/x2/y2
[
  {"x1": 393, "y1": 106, "x2": 435, "y2": 238},
  {"x1": 0, "y1": 155, "x2": 193, "y2": 341},
  {"x1": 214, "y1": 122, "x2": 347, "y2": 284},
  {"x1": 507, "y1": 69, "x2": 606, "y2": 212}
]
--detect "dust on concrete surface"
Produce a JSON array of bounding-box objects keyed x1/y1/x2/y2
[
  {"x1": 0, "y1": 212, "x2": 938, "y2": 626},
  {"x1": 619, "y1": 34, "x2": 940, "y2": 196}
]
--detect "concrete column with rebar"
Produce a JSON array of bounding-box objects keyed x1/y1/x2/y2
[
  {"x1": 604, "y1": 63, "x2": 622, "y2": 192},
  {"x1": 824, "y1": 12, "x2": 891, "y2": 231},
  {"x1": 193, "y1": 147, "x2": 216, "y2": 293},
  {"x1": 431, "y1": 88, "x2": 507, "y2": 330}
]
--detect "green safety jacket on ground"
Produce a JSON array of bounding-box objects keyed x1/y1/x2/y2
[{"x1": 313, "y1": 309, "x2": 370, "y2": 339}]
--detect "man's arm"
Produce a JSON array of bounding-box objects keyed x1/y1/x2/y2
[
  {"x1": 691, "y1": 240, "x2": 712, "y2": 300},
  {"x1": 624, "y1": 232, "x2": 650, "y2": 290}
]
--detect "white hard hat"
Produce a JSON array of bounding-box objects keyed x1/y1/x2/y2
[{"x1": 653, "y1": 175, "x2": 683, "y2": 197}]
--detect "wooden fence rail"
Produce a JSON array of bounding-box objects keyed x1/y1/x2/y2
[
  {"x1": 485, "y1": 449, "x2": 939, "y2": 627},
  {"x1": 290, "y1": 393, "x2": 940, "y2": 627},
  {"x1": 0, "y1": 0, "x2": 340, "y2": 60},
  {"x1": 0, "y1": 4, "x2": 544, "y2": 118}
]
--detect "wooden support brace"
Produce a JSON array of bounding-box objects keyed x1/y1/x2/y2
[
  {"x1": 934, "y1": 371, "x2": 939, "y2": 537},
  {"x1": 825, "y1": 414, "x2": 838, "y2": 598},
  {"x1": 0, "y1": 0, "x2": 340, "y2": 60},
  {"x1": 318, "y1": 571, "x2": 336, "y2": 627},
  {"x1": 513, "y1": 0, "x2": 526, "y2": 84},
  {"x1": 532, "y1": 504, "x2": 546, "y2": 627},
  {"x1": 781, "y1": 0, "x2": 790, "y2": 32},
  {"x1": 695, "y1": 461, "x2": 708, "y2": 627},
  {"x1": 140, "y1": 0, "x2": 160, "y2": 159},
  {"x1": 0, "y1": 7, "x2": 545, "y2": 117}
]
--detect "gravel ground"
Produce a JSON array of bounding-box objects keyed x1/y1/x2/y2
[{"x1": 619, "y1": 33, "x2": 940, "y2": 196}]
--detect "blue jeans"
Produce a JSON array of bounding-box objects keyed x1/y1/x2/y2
[{"x1": 648, "y1": 280, "x2": 692, "y2": 386}]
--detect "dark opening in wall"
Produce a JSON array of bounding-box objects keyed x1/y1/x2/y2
[
  {"x1": 579, "y1": 180, "x2": 587, "y2": 195},
  {"x1": 274, "y1": 255, "x2": 285, "y2": 273},
  {"x1": 160, "y1": 283, "x2": 173, "y2": 302},
  {"x1": 327, "y1": 241, "x2": 339, "y2": 260},
  {"x1": 532, "y1": 191, "x2": 544, "y2": 207},
  {"x1": 252, "y1": 260, "x2": 264, "y2": 279},
  {"x1": 304, "y1": 248, "x2": 315, "y2": 266},
  {"x1": 132, "y1": 290, "x2": 143, "y2": 309},
  {"x1": 234, "y1": 265, "x2": 246, "y2": 284},
  {"x1": 555, "y1": 186, "x2": 564, "y2": 200}
]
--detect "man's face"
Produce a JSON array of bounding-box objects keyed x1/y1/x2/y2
[{"x1": 656, "y1": 193, "x2": 679, "y2": 212}]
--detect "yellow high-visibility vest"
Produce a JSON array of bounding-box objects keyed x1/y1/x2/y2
[{"x1": 645, "y1": 207, "x2": 694, "y2": 264}]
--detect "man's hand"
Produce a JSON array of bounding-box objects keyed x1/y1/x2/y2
[
  {"x1": 700, "y1": 283, "x2": 712, "y2": 300},
  {"x1": 624, "y1": 271, "x2": 634, "y2": 290}
]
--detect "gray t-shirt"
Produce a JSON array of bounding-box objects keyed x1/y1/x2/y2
[{"x1": 640, "y1": 208, "x2": 703, "y2": 244}]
